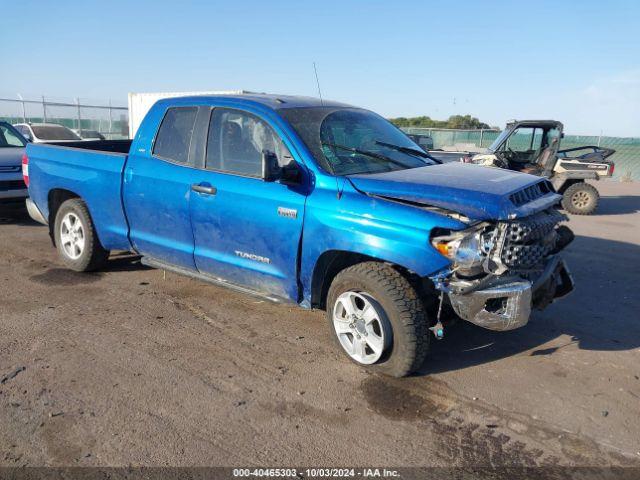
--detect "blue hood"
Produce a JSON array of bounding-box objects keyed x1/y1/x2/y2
[{"x1": 348, "y1": 162, "x2": 561, "y2": 221}]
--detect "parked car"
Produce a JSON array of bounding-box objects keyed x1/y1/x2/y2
[
  {"x1": 23, "y1": 94, "x2": 575, "y2": 377},
  {"x1": 13, "y1": 123, "x2": 82, "y2": 143},
  {"x1": 464, "y1": 120, "x2": 615, "y2": 215},
  {"x1": 72, "y1": 129, "x2": 106, "y2": 140},
  {"x1": 0, "y1": 121, "x2": 28, "y2": 203}
]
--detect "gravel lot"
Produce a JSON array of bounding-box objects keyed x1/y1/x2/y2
[{"x1": 0, "y1": 181, "x2": 639, "y2": 470}]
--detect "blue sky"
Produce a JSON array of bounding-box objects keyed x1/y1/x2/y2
[{"x1": 1, "y1": 0, "x2": 639, "y2": 136}]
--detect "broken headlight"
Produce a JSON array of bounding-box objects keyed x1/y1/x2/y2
[{"x1": 431, "y1": 224, "x2": 495, "y2": 276}]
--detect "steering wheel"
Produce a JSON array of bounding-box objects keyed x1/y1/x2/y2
[
  {"x1": 504, "y1": 147, "x2": 517, "y2": 158},
  {"x1": 494, "y1": 149, "x2": 514, "y2": 169}
]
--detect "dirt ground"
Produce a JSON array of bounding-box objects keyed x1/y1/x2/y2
[{"x1": 0, "y1": 181, "x2": 639, "y2": 470}]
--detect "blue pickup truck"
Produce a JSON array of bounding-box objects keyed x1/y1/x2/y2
[{"x1": 24, "y1": 94, "x2": 575, "y2": 376}]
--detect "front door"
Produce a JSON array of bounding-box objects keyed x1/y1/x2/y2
[{"x1": 189, "y1": 107, "x2": 306, "y2": 301}]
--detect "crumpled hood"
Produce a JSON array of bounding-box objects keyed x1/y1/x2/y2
[
  {"x1": 0, "y1": 147, "x2": 24, "y2": 168},
  {"x1": 348, "y1": 162, "x2": 561, "y2": 221}
]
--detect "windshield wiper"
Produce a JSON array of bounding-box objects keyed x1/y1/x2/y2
[
  {"x1": 375, "y1": 141, "x2": 442, "y2": 164},
  {"x1": 321, "y1": 142, "x2": 416, "y2": 168}
]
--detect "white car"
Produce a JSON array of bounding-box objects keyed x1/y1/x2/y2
[{"x1": 13, "y1": 123, "x2": 82, "y2": 143}]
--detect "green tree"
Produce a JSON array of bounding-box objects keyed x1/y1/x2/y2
[{"x1": 389, "y1": 114, "x2": 490, "y2": 129}]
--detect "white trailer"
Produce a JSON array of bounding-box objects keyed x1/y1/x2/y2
[{"x1": 127, "y1": 90, "x2": 252, "y2": 138}]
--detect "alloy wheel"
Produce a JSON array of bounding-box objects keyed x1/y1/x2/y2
[
  {"x1": 60, "y1": 212, "x2": 85, "y2": 260},
  {"x1": 332, "y1": 291, "x2": 389, "y2": 365}
]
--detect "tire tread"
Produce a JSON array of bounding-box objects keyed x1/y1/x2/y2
[
  {"x1": 328, "y1": 261, "x2": 429, "y2": 377},
  {"x1": 562, "y1": 182, "x2": 599, "y2": 215},
  {"x1": 55, "y1": 198, "x2": 109, "y2": 272}
]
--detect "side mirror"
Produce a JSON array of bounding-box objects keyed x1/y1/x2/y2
[
  {"x1": 261, "y1": 151, "x2": 302, "y2": 185},
  {"x1": 261, "y1": 150, "x2": 280, "y2": 182},
  {"x1": 22, "y1": 132, "x2": 32, "y2": 142},
  {"x1": 280, "y1": 158, "x2": 302, "y2": 186}
]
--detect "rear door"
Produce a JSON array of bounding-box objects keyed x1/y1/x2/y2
[
  {"x1": 123, "y1": 106, "x2": 200, "y2": 268},
  {"x1": 189, "y1": 107, "x2": 306, "y2": 301}
]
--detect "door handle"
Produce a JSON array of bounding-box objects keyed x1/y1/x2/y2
[
  {"x1": 191, "y1": 183, "x2": 217, "y2": 195},
  {"x1": 124, "y1": 167, "x2": 134, "y2": 183}
]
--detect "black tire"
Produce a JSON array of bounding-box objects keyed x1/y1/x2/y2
[
  {"x1": 53, "y1": 198, "x2": 109, "y2": 272},
  {"x1": 561, "y1": 182, "x2": 599, "y2": 215},
  {"x1": 326, "y1": 262, "x2": 429, "y2": 377}
]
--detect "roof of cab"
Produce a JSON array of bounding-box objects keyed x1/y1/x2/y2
[
  {"x1": 154, "y1": 93, "x2": 352, "y2": 110},
  {"x1": 506, "y1": 120, "x2": 563, "y2": 128}
]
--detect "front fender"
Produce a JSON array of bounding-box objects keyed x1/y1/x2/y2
[{"x1": 300, "y1": 181, "x2": 466, "y2": 304}]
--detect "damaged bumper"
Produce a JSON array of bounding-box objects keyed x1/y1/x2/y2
[{"x1": 447, "y1": 256, "x2": 574, "y2": 331}]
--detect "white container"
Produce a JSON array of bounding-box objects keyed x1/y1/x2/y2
[{"x1": 127, "y1": 90, "x2": 252, "y2": 138}]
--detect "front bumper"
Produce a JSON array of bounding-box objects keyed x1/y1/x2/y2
[{"x1": 447, "y1": 256, "x2": 574, "y2": 331}]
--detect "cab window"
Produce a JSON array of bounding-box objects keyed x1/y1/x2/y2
[
  {"x1": 505, "y1": 127, "x2": 542, "y2": 153},
  {"x1": 205, "y1": 108, "x2": 291, "y2": 177},
  {"x1": 153, "y1": 107, "x2": 198, "y2": 164}
]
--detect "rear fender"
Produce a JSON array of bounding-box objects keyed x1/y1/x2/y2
[
  {"x1": 47, "y1": 188, "x2": 80, "y2": 245},
  {"x1": 552, "y1": 173, "x2": 597, "y2": 192},
  {"x1": 26, "y1": 143, "x2": 130, "y2": 250}
]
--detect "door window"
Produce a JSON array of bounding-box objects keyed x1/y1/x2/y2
[
  {"x1": 0, "y1": 124, "x2": 26, "y2": 147},
  {"x1": 505, "y1": 127, "x2": 543, "y2": 153},
  {"x1": 153, "y1": 107, "x2": 198, "y2": 164},
  {"x1": 205, "y1": 108, "x2": 291, "y2": 177}
]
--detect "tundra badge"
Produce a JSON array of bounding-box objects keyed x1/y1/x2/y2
[
  {"x1": 278, "y1": 207, "x2": 298, "y2": 219},
  {"x1": 234, "y1": 251, "x2": 271, "y2": 264}
]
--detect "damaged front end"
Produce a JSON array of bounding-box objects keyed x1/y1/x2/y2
[{"x1": 430, "y1": 208, "x2": 575, "y2": 331}]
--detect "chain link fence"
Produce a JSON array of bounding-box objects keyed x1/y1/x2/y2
[
  {"x1": 0, "y1": 96, "x2": 129, "y2": 139},
  {"x1": 403, "y1": 127, "x2": 639, "y2": 181},
  {"x1": 1, "y1": 96, "x2": 637, "y2": 180}
]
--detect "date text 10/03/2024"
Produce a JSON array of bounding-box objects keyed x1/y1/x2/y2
[{"x1": 232, "y1": 468, "x2": 400, "y2": 477}]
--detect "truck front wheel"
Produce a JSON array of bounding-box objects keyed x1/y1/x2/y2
[
  {"x1": 562, "y1": 182, "x2": 599, "y2": 215},
  {"x1": 54, "y1": 198, "x2": 109, "y2": 272},
  {"x1": 326, "y1": 262, "x2": 429, "y2": 377}
]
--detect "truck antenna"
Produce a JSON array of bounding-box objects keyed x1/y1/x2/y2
[{"x1": 313, "y1": 62, "x2": 324, "y2": 106}]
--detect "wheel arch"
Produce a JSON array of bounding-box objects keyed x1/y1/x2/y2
[
  {"x1": 310, "y1": 249, "x2": 433, "y2": 310},
  {"x1": 553, "y1": 173, "x2": 597, "y2": 193},
  {"x1": 47, "y1": 189, "x2": 81, "y2": 246},
  {"x1": 557, "y1": 178, "x2": 584, "y2": 194}
]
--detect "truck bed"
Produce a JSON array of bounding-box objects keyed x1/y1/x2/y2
[
  {"x1": 26, "y1": 140, "x2": 133, "y2": 250},
  {"x1": 46, "y1": 139, "x2": 133, "y2": 154}
]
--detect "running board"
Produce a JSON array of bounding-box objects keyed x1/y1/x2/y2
[{"x1": 140, "y1": 257, "x2": 292, "y2": 304}]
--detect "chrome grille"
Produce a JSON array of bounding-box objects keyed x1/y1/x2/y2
[{"x1": 499, "y1": 209, "x2": 566, "y2": 270}]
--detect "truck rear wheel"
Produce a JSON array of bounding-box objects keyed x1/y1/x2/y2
[
  {"x1": 326, "y1": 262, "x2": 429, "y2": 377},
  {"x1": 562, "y1": 182, "x2": 599, "y2": 215},
  {"x1": 54, "y1": 199, "x2": 109, "y2": 272}
]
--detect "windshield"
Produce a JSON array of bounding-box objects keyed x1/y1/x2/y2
[
  {"x1": 0, "y1": 123, "x2": 26, "y2": 148},
  {"x1": 32, "y1": 125, "x2": 81, "y2": 141},
  {"x1": 488, "y1": 127, "x2": 513, "y2": 152},
  {"x1": 280, "y1": 107, "x2": 435, "y2": 175}
]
